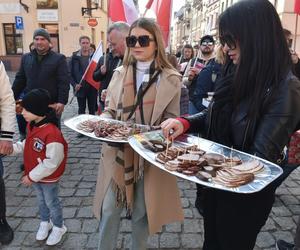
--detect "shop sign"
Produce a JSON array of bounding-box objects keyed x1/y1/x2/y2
[
  {"x1": 37, "y1": 9, "x2": 58, "y2": 21},
  {"x1": 87, "y1": 18, "x2": 98, "y2": 27}
]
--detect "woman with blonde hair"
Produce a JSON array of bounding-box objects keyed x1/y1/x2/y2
[{"x1": 93, "y1": 17, "x2": 184, "y2": 250}]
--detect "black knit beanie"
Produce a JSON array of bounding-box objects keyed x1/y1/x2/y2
[
  {"x1": 33, "y1": 28, "x2": 51, "y2": 42},
  {"x1": 21, "y1": 89, "x2": 51, "y2": 116}
]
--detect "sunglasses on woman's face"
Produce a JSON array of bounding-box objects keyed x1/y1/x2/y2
[
  {"x1": 219, "y1": 34, "x2": 237, "y2": 50},
  {"x1": 126, "y1": 35, "x2": 154, "y2": 48}
]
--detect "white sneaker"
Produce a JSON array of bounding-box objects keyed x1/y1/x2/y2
[
  {"x1": 36, "y1": 221, "x2": 52, "y2": 241},
  {"x1": 46, "y1": 225, "x2": 67, "y2": 246}
]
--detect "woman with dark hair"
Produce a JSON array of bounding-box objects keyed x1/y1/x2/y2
[
  {"x1": 93, "y1": 18, "x2": 183, "y2": 250},
  {"x1": 161, "y1": 1, "x2": 300, "y2": 249}
]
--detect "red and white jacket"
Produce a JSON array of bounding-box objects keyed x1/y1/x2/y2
[{"x1": 13, "y1": 123, "x2": 68, "y2": 183}]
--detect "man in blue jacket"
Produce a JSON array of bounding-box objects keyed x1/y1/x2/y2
[{"x1": 12, "y1": 28, "x2": 70, "y2": 128}]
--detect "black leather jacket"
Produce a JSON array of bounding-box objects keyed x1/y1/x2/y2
[{"x1": 186, "y1": 71, "x2": 300, "y2": 164}]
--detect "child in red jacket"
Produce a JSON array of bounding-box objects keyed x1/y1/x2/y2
[{"x1": 12, "y1": 89, "x2": 68, "y2": 246}]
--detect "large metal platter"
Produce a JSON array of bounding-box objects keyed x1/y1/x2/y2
[
  {"x1": 128, "y1": 131, "x2": 283, "y2": 193},
  {"x1": 64, "y1": 114, "x2": 128, "y2": 143}
]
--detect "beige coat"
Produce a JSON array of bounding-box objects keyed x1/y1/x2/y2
[{"x1": 93, "y1": 66, "x2": 184, "y2": 235}]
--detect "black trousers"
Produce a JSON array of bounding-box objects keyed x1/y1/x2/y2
[
  {"x1": 202, "y1": 183, "x2": 276, "y2": 250},
  {"x1": 0, "y1": 177, "x2": 6, "y2": 219},
  {"x1": 77, "y1": 89, "x2": 97, "y2": 115}
]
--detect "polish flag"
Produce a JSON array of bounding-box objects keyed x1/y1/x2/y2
[
  {"x1": 295, "y1": 0, "x2": 300, "y2": 15},
  {"x1": 82, "y1": 42, "x2": 103, "y2": 90},
  {"x1": 108, "y1": 0, "x2": 139, "y2": 25},
  {"x1": 145, "y1": 0, "x2": 172, "y2": 47}
]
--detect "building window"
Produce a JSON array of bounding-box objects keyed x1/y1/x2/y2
[{"x1": 3, "y1": 23, "x2": 23, "y2": 55}]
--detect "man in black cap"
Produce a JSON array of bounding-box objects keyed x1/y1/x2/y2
[
  {"x1": 12, "y1": 28, "x2": 70, "y2": 128},
  {"x1": 183, "y1": 35, "x2": 216, "y2": 114}
]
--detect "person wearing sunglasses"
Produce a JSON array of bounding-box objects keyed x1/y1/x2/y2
[
  {"x1": 283, "y1": 28, "x2": 300, "y2": 79},
  {"x1": 93, "y1": 18, "x2": 183, "y2": 250},
  {"x1": 183, "y1": 35, "x2": 216, "y2": 115},
  {"x1": 161, "y1": 1, "x2": 300, "y2": 249}
]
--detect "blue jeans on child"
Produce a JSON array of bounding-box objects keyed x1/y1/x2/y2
[
  {"x1": 33, "y1": 182, "x2": 63, "y2": 228},
  {"x1": 98, "y1": 177, "x2": 149, "y2": 250}
]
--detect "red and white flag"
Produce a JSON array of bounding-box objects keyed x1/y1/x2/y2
[
  {"x1": 295, "y1": 0, "x2": 300, "y2": 15},
  {"x1": 108, "y1": 0, "x2": 139, "y2": 25},
  {"x1": 82, "y1": 42, "x2": 103, "y2": 90},
  {"x1": 145, "y1": 0, "x2": 172, "y2": 47}
]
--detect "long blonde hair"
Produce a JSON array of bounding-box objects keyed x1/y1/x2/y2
[{"x1": 123, "y1": 18, "x2": 173, "y2": 70}]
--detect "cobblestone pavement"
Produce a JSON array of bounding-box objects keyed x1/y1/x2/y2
[{"x1": 1, "y1": 72, "x2": 299, "y2": 249}]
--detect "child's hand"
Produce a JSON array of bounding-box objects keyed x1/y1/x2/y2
[{"x1": 21, "y1": 175, "x2": 32, "y2": 186}]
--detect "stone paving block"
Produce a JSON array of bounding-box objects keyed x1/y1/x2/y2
[
  {"x1": 61, "y1": 233, "x2": 88, "y2": 248},
  {"x1": 280, "y1": 194, "x2": 299, "y2": 205},
  {"x1": 285, "y1": 180, "x2": 300, "y2": 188},
  {"x1": 181, "y1": 233, "x2": 203, "y2": 248},
  {"x1": 1, "y1": 247, "x2": 21, "y2": 250},
  {"x1": 272, "y1": 206, "x2": 292, "y2": 216},
  {"x1": 147, "y1": 234, "x2": 159, "y2": 248},
  {"x1": 5, "y1": 206, "x2": 19, "y2": 217},
  {"x1": 71, "y1": 169, "x2": 82, "y2": 175},
  {"x1": 65, "y1": 218, "x2": 82, "y2": 233},
  {"x1": 60, "y1": 181, "x2": 78, "y2": 188},
  {"x1": 63, "y1": 207, "x2": 77, "y2": 218},
  {"x1": 82, "y1": 197, "x2": 94, "y2": 206},
  {"x1": 276, "y1": 187, "x2": 291, "y2": 195},
  {"x1": 22, "y1": 197, "x2": 37, "y2": 206},
  {"x1": 59, "y1": 188, "x2": 75, "y2": 197},
  {"x1": 68, "y1": 175, "x2": 83, "y2": 181},
  {"x1": 8, "y1": 218, "x2": 22, "y2": 230},
  {"x1": 178, "y1": 181, "x2": 192, "y2": 190},
  {"x1": 288, "y1": 187, "x2": 300, "y2": 196},
  {"x1": 77, "y1": 206, "x2": 94, "y2": 218},
  {"x1": 66, "y1": 158, "x2": 79, "y2": 163},
  {"x1": 273, "y1": 216, "x2": 296, "y2": 230},
  {"x1": 83, "y1": 175, "x2": 97, "y2": 182},
  {"x1": 9, "y1": 231, "x2": 28, "y2": 246},
  {"x1": 289, "y1": 205, "x2": 300, "y2": 215},
  {"x1": 19, "y1": 218, "x2": 40, "y2": 231},
  {"x1": 192, "y1": 208, "x2": 202, "y2": 219},
  {"x1": 160, "y1": 232, "x2": 180, "y2": 248},
  {"x1": 272, "y1": 230, "x2": 294, "y2": 244},
  {"x1": 181, "y1": 198, "x2": 190, "y2": 208},
  {"x1": 82, "y1": 219, "x2": 99, "y2": 233},
  {"x1": 183, "y1": 219, "x2": 201, "y2": 233},
  {"x1": 6, "y1": 173, "x2": 22, "y2": 180},
  {"x1": 5, "y1": 196, "x2": 24, "y2": 207},
  {"x1": 14, "y1": 207, "x2": 38, "y2": 217},
  {"x1": 75, "y1": 188, "x2": 91, "y2": 196},
  {"x1": 261, "y1": 217, "x2": 276, "y2": 231},
  {"x1": 62, "y1": 197, "x2": 82, "y2": 206},
  {"x1": 78, "y1": 182, "x2": 95, "y2": 189},
  {"x1": 256, "y1": 232, "x2": 274, "y2": 248},
  {"x1": 5, "y1": 180, "x2": 21, "y2": 188},
  {"x1": 184, "y1": 189, "x2": 197, "y2": 198},
  {"x1": 23, "y1": 232, "x2": 45, "y2": 247},
  {"x1": 165, "y1": 222, "x2": 182, "y2": 233},
  {"x1": 15, "y1": 187, "x2": 33, "y2": 197},
  {"x1": 86, "y1": 233, "x2": 99, "y2": 249},
  {"x1": 183, "y1": 208, "x2": 193, "y2": 218}
]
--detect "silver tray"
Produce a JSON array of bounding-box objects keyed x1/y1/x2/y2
[
  {"x1": 64, "y1": 114, "x2": 127, "y2": 143},
  {"x1": 128, "y1": 131, "x2": 283, "y2": 193}
]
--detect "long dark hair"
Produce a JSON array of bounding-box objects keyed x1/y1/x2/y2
[{"x1": 219, "y1": 0, "x2": 291, "y2": 117}]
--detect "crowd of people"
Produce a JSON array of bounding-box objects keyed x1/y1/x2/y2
[{"x1": 0, "y1": 0, "x2": 300, "y2": 249}]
